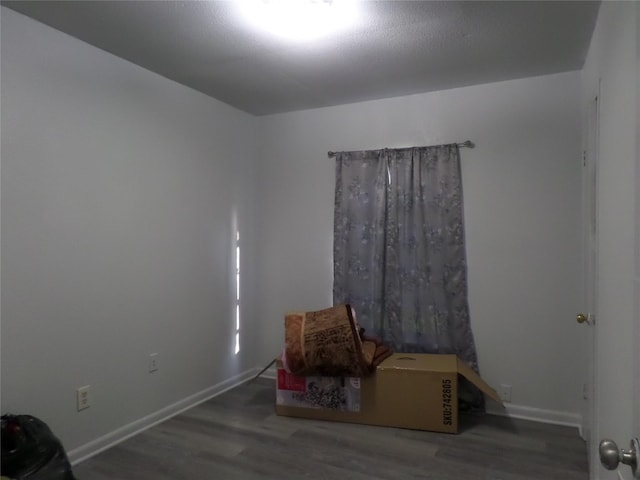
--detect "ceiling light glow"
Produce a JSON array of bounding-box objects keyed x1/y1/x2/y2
[{"x1": 238, "y1": 0, "x2": 358, "y2": 41}]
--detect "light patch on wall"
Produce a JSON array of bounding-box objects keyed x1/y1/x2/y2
[
  {"x1": 235, "y1": 230, "x2": 241, "y2": 354},
  {"x1": 237, "y1": 0, "x2": 359, "y2": 41}
]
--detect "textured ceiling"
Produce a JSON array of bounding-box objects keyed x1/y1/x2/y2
[{"x1": 2, "y1": 1, "x2": 600, "y2": 116}]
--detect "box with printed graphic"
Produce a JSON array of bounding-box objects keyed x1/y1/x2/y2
[
  {"x1": 275, "y1": 353, "x2": 503, "y2": 434},
  {"x1": 277, "y1": 369, "x2": 361, "y2": 412}
]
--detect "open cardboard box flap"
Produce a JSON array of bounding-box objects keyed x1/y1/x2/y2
[
  {"x1": 377, "y1": 353, "x2": 503, "y2": 405},
  {"x1": 455, "y1": 358, "x2": 504, "y2": 405}
]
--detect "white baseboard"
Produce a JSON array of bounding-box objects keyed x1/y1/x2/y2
[
  {"x1": 486, "y1": 403, "x2": 582, "y2": 431},
  {"x1": 67, "y1": 368, "x2": 257, "y2": 465}
]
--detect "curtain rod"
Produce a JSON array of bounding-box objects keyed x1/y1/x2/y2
[{"x1": 327, "y1": 140, "x2": 475, "y2": 158}]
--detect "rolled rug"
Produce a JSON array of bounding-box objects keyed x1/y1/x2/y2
[{"x1": 284, "y1": 304, "x2": 370, "y2": 377}]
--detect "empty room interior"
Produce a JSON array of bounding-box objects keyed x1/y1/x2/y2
[{"x1": 1, "y1": 1, "x2": 638, "y2": 479}]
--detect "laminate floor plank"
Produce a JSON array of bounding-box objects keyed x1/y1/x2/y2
[{"x1": 72, "y1": 378, "x2": 588, "y2": 479}]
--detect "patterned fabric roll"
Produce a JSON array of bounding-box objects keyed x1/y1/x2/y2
[{"x1": 284, "y1": 305, "x2": 392, "y2": 377}]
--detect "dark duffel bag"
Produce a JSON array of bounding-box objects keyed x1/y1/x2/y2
[{"x1": 1, "y1": 414, "x2": 75, "y2": 480}]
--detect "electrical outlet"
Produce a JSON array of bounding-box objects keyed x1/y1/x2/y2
[
  {"x1": 77, "y1": 385, "x2": 91, "y2": 411},
  {"x1": 148, "y1": 353, "x2": 159, "y2": 373},
  {"x1": 500, "y1": 384, "x2": 512, "y2": 403}
]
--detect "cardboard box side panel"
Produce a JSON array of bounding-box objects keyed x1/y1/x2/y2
[
  {"x1": 274, "y1": 404, "x2": 458, "y2": 433},
  {"x1": 455, "y1": 358, "x2": 504, "y2": 405},
  {"x1": 276, "y1": 367, "x2": 372, "y2": 411},
  {"x1": 275, "y1": 404, "x2": 369, "y2": 425},
  {"x1": 375, "y1": 369, "x2": 457, "y2": 433},
  {"x1": 275, "y1": 368, "x2": 459, "y2": 433}
]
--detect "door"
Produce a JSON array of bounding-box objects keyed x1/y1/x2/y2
[
  {"x1": 591, "y1": 2, "x2": 640, "y2": 475},
  {"x1": 598, "y1": 170, "x2": 640, "y2": 479}
]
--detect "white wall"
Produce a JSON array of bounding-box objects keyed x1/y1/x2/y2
[
  {"x1": 1, "y1": 7, "x2": 258, "y2": 456},
  {"x1": 1, "y1": 3, "x2": 593, "y2": 459},
  {"x1": 581, "y1": 2, "x2": 638, "y2": 478},
  {"x1": 256, "y1": 71, "x2": 585, "y2": 421}
]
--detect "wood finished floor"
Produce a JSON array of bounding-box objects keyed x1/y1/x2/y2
[{"x1": 73, "y1": 378, "x2": 588, "y2": 479}]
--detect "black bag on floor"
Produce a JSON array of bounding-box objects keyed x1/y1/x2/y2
[{"x1": 1, "y1": 414, "x2": 75, "y2": 480}]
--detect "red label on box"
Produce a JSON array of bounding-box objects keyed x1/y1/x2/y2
[{"x1": 277, "y1": 369, "x2": 306, "y2": 392}]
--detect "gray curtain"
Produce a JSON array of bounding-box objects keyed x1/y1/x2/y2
[{"x1": 333, "y1": 145, "x2": 481, "y2": 396}]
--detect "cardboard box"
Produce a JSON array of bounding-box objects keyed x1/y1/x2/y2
[{"x1": 275, "y1": 353, "x2": 503, "y2": 433}]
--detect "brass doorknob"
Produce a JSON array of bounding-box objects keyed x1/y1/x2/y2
[{"x1": 577, "y1": 313, "x2": 587, "y2": 324}]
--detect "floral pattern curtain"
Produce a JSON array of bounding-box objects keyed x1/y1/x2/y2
[{"x1": 333, "y1": 144, "x2": 482, "y2": 408}]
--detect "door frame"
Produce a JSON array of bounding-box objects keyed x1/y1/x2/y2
[
  {"x1": 630, "y1": 7, "x2": 640, "y2": 466},
  {"x1": 582, "y1": 87, "x2": 601, "y2": 479}
]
